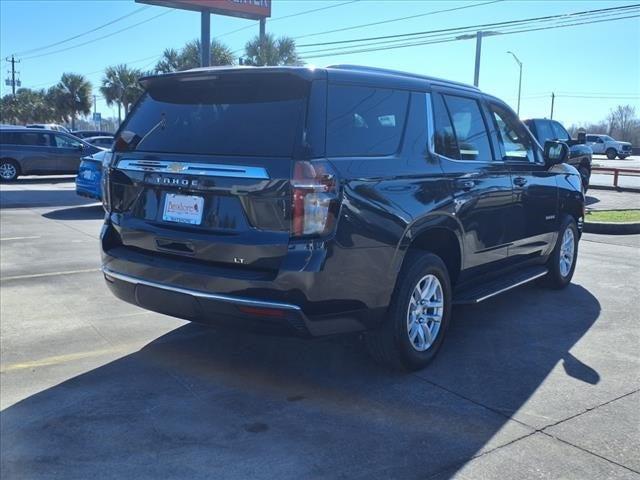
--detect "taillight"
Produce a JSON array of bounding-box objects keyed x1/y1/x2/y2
[
  {"x1": 291, "y1": 160, "x2": 340, "y2": 237},
  {"x1": 101, "y1": 152, "x2": 114, "y2": 212}
]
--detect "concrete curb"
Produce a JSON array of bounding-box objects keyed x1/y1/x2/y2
[{"x1": 584, "y1": 221, "x2": 640, "y2": 235}]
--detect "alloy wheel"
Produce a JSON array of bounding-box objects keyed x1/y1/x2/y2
[
  {"x1": 559, "y1": 228, "x2": 575, "y2": 277},
  {"x1": 406, "y1": 274, "x2": 444, "y2": 352}
]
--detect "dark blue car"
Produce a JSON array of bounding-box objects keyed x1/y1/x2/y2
[{"x1": 76, "y1": 150, "x2": 109, "y2": 200}]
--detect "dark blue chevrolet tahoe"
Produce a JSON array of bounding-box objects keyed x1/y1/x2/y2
[{"x1": 101, "y1": 65, "x2": 584, "y2": 370}]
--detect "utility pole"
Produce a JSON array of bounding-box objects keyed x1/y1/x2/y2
[
  {"x1": 550, "y1": 92, "x2": 555, "y2": 120},
  {"x1": 473, "y1": 31, "x2": 482, "y2": 87},
  {"x1": 456, "y1": 31, "x2": 499, "y2": 87},
  {"x1": 201, "y1": 9, "x2": 210, "y2": 67},
  {"x1": 4, "y1": 55, "x2": 21, "y2": 96}
]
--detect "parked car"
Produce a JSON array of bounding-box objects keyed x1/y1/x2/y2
[
  {"x1": 76, "y1": 150, "x2": 109, "y2": 200},
  {"x1": 585, "y1": 134, "x2": 633, "y2": 159},
  {"x1": 72, "y1": 130, "x2": 114, "y2": 139},
  {"x1": 26, "y1": 123, "x2": 70, "y2": 133},
  {"x1": 101, "y1": 65, "x2": 584, "y2": 371},
  {"x1": 84, "y1": 135, "x2": 114, "y2": 149},
  {"x1": 0, "y1": 127, "x2": 102, "y2": 181},
  {"x1": 523, "y1": 118, "x2": 592, "y2": 191}
]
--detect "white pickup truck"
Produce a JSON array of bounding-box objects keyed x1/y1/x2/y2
[{"x1": 586, "y1": 134, "x2": 633, "y2": 159}]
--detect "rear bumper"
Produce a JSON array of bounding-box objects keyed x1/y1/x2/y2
[
  {"x1": 102, "y1": 267, "x2": 316, "y2": 336},
  {"x1": 101, "y1": 222, "x2": 394, "y2": 337}
]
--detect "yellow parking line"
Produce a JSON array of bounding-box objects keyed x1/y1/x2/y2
[
  {"x1": 1, "y1": 345, "x2": 135, "y2": 373},
  {"x1": 0, "y1": 236, "x2": 41, "y2": 241}
]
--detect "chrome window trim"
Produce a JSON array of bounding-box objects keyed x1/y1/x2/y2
[
  {"x1": 102, "y1": 267, "x2": 302, "y2": 311},
  {"x1": 116, "y1": 159, "x2": 270, "y2": 179}
]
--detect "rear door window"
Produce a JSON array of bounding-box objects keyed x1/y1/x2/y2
[
  {"x1": 326, "y1": 84, "x2": 409, "y2": 157},
  {"x1": 442, "y1": 94, "x2": 492, "y2": 161},
  {"x1": 432, "y1": 93, "x2": 461, "y2": 159}
]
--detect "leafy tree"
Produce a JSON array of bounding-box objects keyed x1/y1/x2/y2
[
  {"x1": 155, "y1": 39, "x2": 235, "y2": 73},
  {"x1": 243, "y1": 33, "x2": 303, "y2": 66},
  {"x1": 49, "y1": 73, "x2": 92, "y2": 130},
  {"x1": 100, "y1": 64, "x2": 144, "y2": 124},
  {"x1": 0, "y1": 88, "x2": 58, "y2": 124}
]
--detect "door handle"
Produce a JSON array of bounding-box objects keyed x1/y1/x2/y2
[
  {"x1": 513, "y1": 176, "x2": 528, "y2": 187},
  {"x1": 455, "y1": 179, "x2": 475, "y2": 191}
]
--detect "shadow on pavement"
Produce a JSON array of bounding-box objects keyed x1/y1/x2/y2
[
  {"x1": 585, "y1": 195, "x2": 600, "y2": 207},
  {"x1": 0, "y1": 283, "x2": 600, "y2": 479},
  {"x1": 42, "y1": 204, "x2": 104, "y2": 221}
]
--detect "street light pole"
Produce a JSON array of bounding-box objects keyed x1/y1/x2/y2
[{"x1": 507, "y1": 51, "x2": 523, "y2": 116}]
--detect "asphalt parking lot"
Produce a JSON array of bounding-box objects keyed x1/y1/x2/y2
[{"x1": 1, "y1": 177, "x2": 639, "y2": 479}]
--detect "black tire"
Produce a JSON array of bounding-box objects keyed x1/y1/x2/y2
[
  {"x1": 0, "y1": 159, "x2": 20, "y2": 182},
  {"x1": 541, "y1": 216, "x2": 578, "y2": 289},
  {"x1": 618, "y1": 155, "x2": 628, "y2": 160},
  {"x1": 606, "y1": 148, "x2": 617, "y2": 160},
  {"x1": 579, "y1": 165, "x2": 590, "y2": 193},
  {"x1": 365, "y1": 252, "x2": 452, "y2": 371}
]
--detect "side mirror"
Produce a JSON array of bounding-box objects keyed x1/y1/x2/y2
[
  {"x1": 77, "y1": 144, "x2": 85, "y2": 151},
  {"x1": 544, "y1": 140, "x2": 569, "y2": 167}
]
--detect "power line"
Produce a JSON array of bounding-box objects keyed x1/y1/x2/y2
[
  {"x1": 298, "y1": 3, "x2": 639, "y2": 48},
  {"x1": 299, "y1": 10, "x2": 640, "y2": 59},
  {"x1": 299, "y1": 7, "x2": 639, "y2": 56},
  {"x1": 294, "y1": 0, "x2": 503, "y2": 41},
  {"x1": 216, "y1": 0, "x2": 360, "y2": 39},
  {"x1": 13, "y1": 6, "x2": 150, "y2": 56},
  {"x1": 22, "y1": 10, "x2": 173, "y2": 61}
]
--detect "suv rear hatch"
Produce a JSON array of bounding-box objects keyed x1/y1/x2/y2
[{"x1": 106, "y1": 69, "x2": 325, "y2": 274}]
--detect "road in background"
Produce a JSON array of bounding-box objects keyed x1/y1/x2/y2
[{"x1": 1, "y1": 178, "x2": 639, "y2": 479}]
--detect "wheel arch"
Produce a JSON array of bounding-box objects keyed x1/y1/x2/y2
[{"x1": 392, "y1": 214, "x2": 464, "y2": 287}]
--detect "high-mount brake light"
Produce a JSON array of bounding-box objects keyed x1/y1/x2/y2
[{"x1": 291, "y1": 160, "x2": 339, "y2": 237}]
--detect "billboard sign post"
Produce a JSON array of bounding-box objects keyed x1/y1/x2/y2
[{"x1": 136, "y1": 1, "x2": 272, "y2": 66}]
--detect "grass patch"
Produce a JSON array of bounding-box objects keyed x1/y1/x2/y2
[{"x1": 586, "y1": 209, "x2": 640, "y2": 223}]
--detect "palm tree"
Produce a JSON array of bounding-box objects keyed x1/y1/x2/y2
[
  {"x1": 243, "y1": 33, "x2": 304, "y2": 66},
  {"x1": 154, "y1": 39, "x2": 235, "y2": 73},
  {"x1": 51, "y1": 73, "x2": 92, "y2": 130},
  {"x1": 100, "y1": 64, "x2": 143, "y2": 124}
]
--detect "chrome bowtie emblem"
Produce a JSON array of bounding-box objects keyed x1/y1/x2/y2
[{"x1": 168, "y1": 163, "x2": 187, "y2": 173}]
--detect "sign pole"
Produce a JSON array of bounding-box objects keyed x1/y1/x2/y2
[{"x1": 201, "y1": 9, "x2": 210, "y2": 67}]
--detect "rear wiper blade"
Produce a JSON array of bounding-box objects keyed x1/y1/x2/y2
[{"x1": 135, "y1": 114, "x2": 166, "y2": 149}]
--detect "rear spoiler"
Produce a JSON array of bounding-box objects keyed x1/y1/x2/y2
[{"x1": 139, "y1": 66, "x2": 326, "y2": 88}]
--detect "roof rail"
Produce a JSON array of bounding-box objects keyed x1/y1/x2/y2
[{"x1": 326, "y1": 64, "x2": 479, "y2": 91}]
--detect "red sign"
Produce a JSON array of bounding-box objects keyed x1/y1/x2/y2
[{"x1": 136, "y1": 0, "x2": 271, "y2": 20}]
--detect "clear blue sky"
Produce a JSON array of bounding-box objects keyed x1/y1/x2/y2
[{"x1": 1, "y1": 0, "x2": 638, "y2": 127}]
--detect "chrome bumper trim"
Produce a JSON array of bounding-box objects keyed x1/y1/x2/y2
[{"x1": 101, "y1": 266, "x2": 301, "y2": 311}]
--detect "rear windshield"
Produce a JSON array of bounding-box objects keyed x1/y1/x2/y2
[{"x1": 116, "y1": 74, "x2": 309, "y2": 157}]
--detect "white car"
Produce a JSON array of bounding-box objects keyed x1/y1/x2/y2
[{"x1": 586, "y1": 134, "x2": 633, "y2": 159}]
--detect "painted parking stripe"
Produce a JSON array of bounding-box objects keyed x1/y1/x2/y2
[
  {"x1": 0, "y1": 236, "x2": 42, "y2": 241},
  {"x1": 1, "y1": 268, "x2": 100, "y2": 282}
]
